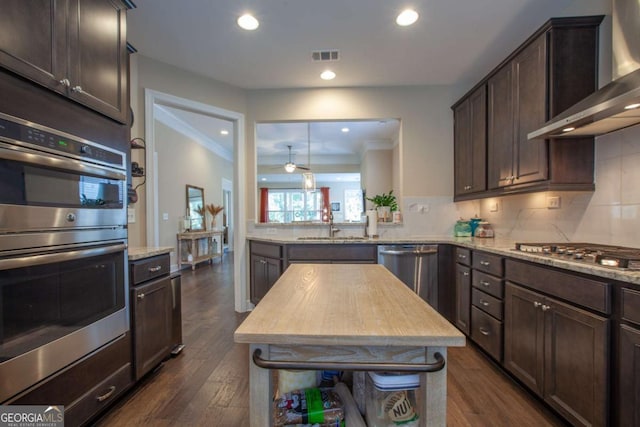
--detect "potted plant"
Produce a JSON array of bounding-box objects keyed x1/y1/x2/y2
[{"x1": 366, "y1": 190, "x2": 398, "y2": 222}]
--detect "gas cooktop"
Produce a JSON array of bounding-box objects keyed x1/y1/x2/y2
[{"x1": 514, "y1": 243, "x2": 640, "y2": 270}]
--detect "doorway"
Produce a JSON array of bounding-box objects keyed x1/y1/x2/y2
[{"x1": 143, "y1": 89, "x2": 248, "y2": 312}]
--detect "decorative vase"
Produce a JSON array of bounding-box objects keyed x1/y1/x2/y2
[
  {"x1": 377, "y1": 206, "x2": 391, "y2": 222},
  {"x1": 211, "y1": 216, "x2": 217, "y2": 230}
]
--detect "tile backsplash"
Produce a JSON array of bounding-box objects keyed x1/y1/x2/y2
[{"x1": 470, "y1": 125, "x2": 640, "y2": 246}]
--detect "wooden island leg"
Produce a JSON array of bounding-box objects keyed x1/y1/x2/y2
[
  {"x1": 421, "y1": 346, "x2": 447, "y2": 427},
  {"x1": 249, "y1": 344, "x2": 272, "y2": 427}
]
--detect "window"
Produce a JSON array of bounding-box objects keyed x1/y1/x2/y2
[
  {"x1": 267, "y1": 189, "x2": 323, "y2": 223},
  {"x1": 344, "y1": 189, "x2": 363, "y2": 222}
]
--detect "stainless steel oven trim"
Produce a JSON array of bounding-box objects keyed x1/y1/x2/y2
[
  {"x1": 0, "y1": 112, "x2": 127, "y2": 170},
  {"x1": 0, "y1": 204, "x2": 127, "y2": 234},
  {"x1": 0, "y1": 229, "x2": 127, "y2": 254},
  {"x1": 0, "y1": 309, "x2": 128, "y2": 403},
  {"x1": 0, "y1": 243, "x2": 127, "y2": 270},
  {"x1": 0, "y1": 243, "x2": 129, "y2": 403},
  {"x1": 0, "y1": 141, "x2": 126, "y2": 181}
]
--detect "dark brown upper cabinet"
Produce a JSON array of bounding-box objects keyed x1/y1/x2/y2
[
  {"x1": 0, "y1": 0, "x2": 130, "y2": 124},
  {"x1": 453, "y1": 85, "x2": 487, "y2": 196},
  {"x1": 453, "y1": 15, "x2": 604, "y2": 201}
]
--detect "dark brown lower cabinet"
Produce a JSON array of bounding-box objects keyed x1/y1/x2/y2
[
  {"x1": 504, "y1": 283, "x2": 609, "y2": 427},
  {"x1": 131, "y1": 277, "x2": 172, "y2": 380},
  {"x1": 619, "y1": 324, "x2": 640, "y2": 426},
  {"x1": 251, "y1": 254, "x2": 282, "y2": 304},
  {"x1": 250, "y1": 241, "x2": 283, "y2": 304},
  {"x1": 455, "y1": 263, "x2": 471, "y2": 335}
]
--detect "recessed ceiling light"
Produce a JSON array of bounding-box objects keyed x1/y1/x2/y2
[
  {"x1": 237, "y1": 14, "x2": 259, "y2": 30},
  {"x1": 220, "y1": 129, "x2": 229, "y2": 135},
  {"x1": 341, "y1": 127, "x2": 349, "y2": 133},
  {"x1": 261, "y1": 177, "x2": 267, "y2": 181},
  {"x1": 624, "y1": 103, "x2": 640, "y2": 110},
  {"x1": 320, "y1": 70, "x2": 336, "y2": 80},
  {"x1": 562, "y1": 127, "x2": 575, "y2": 132},
  {"x1": 396, "y1": 9, "x2": 419, "y2": 26}
]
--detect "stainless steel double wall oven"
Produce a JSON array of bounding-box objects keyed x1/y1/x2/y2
[{"x1": 0, "y1": 112, "x2": 128, "y2": 403}]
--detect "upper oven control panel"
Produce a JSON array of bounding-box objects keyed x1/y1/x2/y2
[{"x1": 0, "y1": 112, "x2": 125, "y2": 170}]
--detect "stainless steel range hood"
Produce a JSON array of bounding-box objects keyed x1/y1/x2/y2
[{"x1": 529, "y1": 0, "x2": 640, "y2": 139}]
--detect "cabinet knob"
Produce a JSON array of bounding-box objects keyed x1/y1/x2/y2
[
  {"x1": 464, "y1": 185, "x2": 472, "y2": 190},
  {"x1": 458, "y1": 254, "x2": 467, "y2": 259},
  {"x1": 138, "y1": 293, "x2": 145, "y2": 300},
  {"x1": 480, "y1": 260, "x2": 490, "y2": 266},
  {"x1": 480, "y1": 280, "x2": 490, "y2": 287},
  {"x1": 533, "y1": 301, "x2": 542, "y2": 308},
  {"x1": 462, "y1": 271, "x2": 469, "y2": 276},
  {"x1": 260, "y1": 259, "x2": 267, "y2": 264},
  {"x1": 71, "y1": 85, "x2": 83, "y2": 93},
  {"x1": 541, "y1": 304, "x2": 551, "y2": 311},
  {"x1": 59, "y1": 78, "x2": 70, "y2": 87},
  {"x1": 480, "y1": 299, "x2": 490, "y2": 307}
]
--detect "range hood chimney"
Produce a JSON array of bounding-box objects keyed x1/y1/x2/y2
[{"x1": 529, "y1": 0, "x2": 640, "y2": 139}]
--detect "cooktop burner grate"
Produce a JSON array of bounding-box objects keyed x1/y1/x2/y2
[{"x1": 514, "y1": 242, "x2": 640, "y2": 270}]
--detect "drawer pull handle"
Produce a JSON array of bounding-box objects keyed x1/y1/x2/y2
[
  {"x1": 462, "y1": 271, "x2": 470, "y2": 277},
  {"x1": 458, "y1": 254, "x2": 467, "y2": 259},
  {"x1": 148, "y1": 265, "x2": 162, "y2": 272},
  {"x1": 480, "y1": 299, "x2": 490, "y2": 307},
  {"x1": 479, "y1": 327, "x2": 490, "y2": 336},
  {"x1": 541, "y1": 304, "x2": 551, "y2": 312},
  {"x1": 252, "y1": 349, "x2": 445, "y2": 373},
  {"x1": 138, "y1": 293, "x2": 145, "y2": 300},
  {"x1": 96, "y1": 386, "x2": 116, "y2": 402},
  {"x1": 480, "y1": 261, "x2": 490, "y2": 266},
  {"x1": 480, "y1": 280, "x2": 490, "y2": 287},
  {"x1": 533, "y1": 301, "x2": 542, "y2": 308}
]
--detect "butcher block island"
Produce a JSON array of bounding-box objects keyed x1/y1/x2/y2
[{"x1": 234, "y1": 263, "x2": 465, "y2": 426}]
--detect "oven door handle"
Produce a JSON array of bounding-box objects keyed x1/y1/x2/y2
[
  {"x1": 0, "y1": 243, "x2": 127, "y2": 270},
  {"x1": 0, "y1": 142, "x2": 125, "y2": 181}
]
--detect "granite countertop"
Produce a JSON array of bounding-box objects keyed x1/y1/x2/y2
[
  {"x1": 128, "y1": 246, "x2": 174, "y2": 261},
  {"x1": 247, "y1": 235, "x2": 640, "y2": 285}
]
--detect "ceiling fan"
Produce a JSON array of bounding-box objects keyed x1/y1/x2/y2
[{"x1": 283, "y1": 145, "x2": 310, "y2": 173}]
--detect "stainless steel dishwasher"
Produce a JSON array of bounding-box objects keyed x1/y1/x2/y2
[{"x1": 378, "y1": 245, "x2": 438, "y2": 309}]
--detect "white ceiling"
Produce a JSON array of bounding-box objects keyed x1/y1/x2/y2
[
  {"x1": 127, "y1": 0, "x2": 593, "y2": 90},
  {"x1": 132, "y1": 0, "x2": 608, "y2": 181}
]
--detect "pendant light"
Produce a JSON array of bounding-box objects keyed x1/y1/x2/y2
[{"x1": 302, "y1": 122, "x2": 315, "y2": 192}]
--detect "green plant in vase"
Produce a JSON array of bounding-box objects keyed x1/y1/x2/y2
[{"x1": 366, "y1": 190, "x2": 398, "y2": 222}]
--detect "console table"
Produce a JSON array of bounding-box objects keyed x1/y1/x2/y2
[{"x1": 177, "y1": 230, "x2": 223, "y2": 270}]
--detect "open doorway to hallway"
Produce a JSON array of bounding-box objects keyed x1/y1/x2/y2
[{"x1": 142, "y1": 89, "x2": 248, "y2": 312}]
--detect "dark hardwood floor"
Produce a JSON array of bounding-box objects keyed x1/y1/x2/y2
[{"x1": 96, "y1": 256, "x2": 567, "y2": 426}]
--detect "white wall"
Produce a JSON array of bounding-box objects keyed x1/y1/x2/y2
[
  {"x1": 362, "y1": 149, "x2": 393, "y2": 210},
  {"x1": 128, "y1": 55, "x2": 247, "y2": 247},
  {"x1": 245, "y1": 86, "x2": 457, "y2": 221},
  {"x1": 155, "y1": 122, "x2": 232, "y2": 266}
]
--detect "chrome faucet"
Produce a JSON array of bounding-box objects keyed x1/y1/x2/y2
[{"x1": 329, "y1": 213, "x2": 341, "y2": 238}]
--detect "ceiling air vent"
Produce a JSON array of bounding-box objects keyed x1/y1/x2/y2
[{"x1": 312, "y1": 50, "x2": 340, "y2": 62}]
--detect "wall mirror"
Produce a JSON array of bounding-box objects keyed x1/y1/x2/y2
[
  {"x1": 186, "y1": 184, "x2": 205, "y2": 231},
  {"x1": 256, "y1": 119, "x2": 400, "y2": 224}
]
